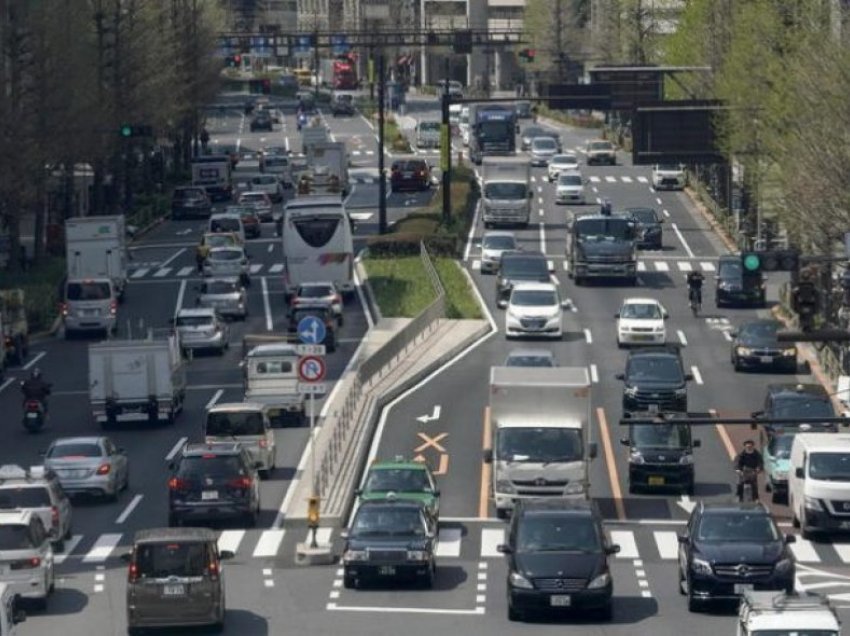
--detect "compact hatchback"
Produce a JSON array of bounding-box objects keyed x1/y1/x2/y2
[
  {"x1": 124, "y1": 527, "x2": 233, "y2": 633},
  {"x1": 554, "y1": 171, "x2": 586, "y2": 205},
  {"x1": 716, "y1": 255, "x2": 766, "y2": 307},
  {"x1": 505, "y1": 282, "x2": 567, "y2": 340},
  {"x1": 290, "y1": 282, "x2": 343, "y2": 326},
  {"x1": 236, "y1": 191, "x2": 274, "y2": 222},
  {"x1": 480, "y1": 231, "x2": 518, "y2": 274},
  {"x1": 529, "y1": 137, "x2": 559, "y2": 167},
  {"x1": 62, "y1": 278, "x2": 118, "y2": 337},
  {"x1": 202, "y1": 246, "x2": 250, "y2": 284},
  {"x1": 390, "y1": 159, "x2": 431, "y2": 192},
  {"x1": 0, "y1": 466, "x2": 71, "y2": 552},
  {"x1": 547, "y1": 154, "x2": 580, "y2": 182},
  {"x1": 171, "y1": 187, "x2": 211, "y2": 220},
  {"x1": 615, "y1": 298, "x2": 668, "y2": 347},
  {"x1": 173, "y1": 308, "x2": 230, "y2": 356},
  {"x1": 249, "y1": 175, "x2": 284, "y2": 203}
]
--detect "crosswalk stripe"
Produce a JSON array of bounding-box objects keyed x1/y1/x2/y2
[
  {"x1": 790, "y1": 538, "x2": 821, "y2": 563},
  {"x1": 55, "y1": 534, "x2": 83, "y2": 565},
  {"x1": 83, "y1": 533, "x2": 122, "y2": 563},
  {"x1": 249, "y1": 264, "x2": 263, "y2": 274},
  {"x1": 678, "y1": 261, "x2": 693, "y2": 272},
  {"x1": 621, "y1": 176, "x2": 633, "y2": 183},
  {"x1": 177, "y1": 266, "x2": 194, "y2": 277},
  {"x1": 130, "y1": 268, "x2": 149, "y2": 279},
  {"x1": 589, "y1": 176, "x2": 601, "y2": 183},
  {"x1": 637, "y1": 261, "x2": 647, "y2": 272},
  {"x1": 252, "y1": 529, "x2": 285, "y2": 558},
  {"x1": 637, "y1": 176, "x2": 648, "y2": 183},
  {"x1": 154, "y1": 268, "x2": 172, "y2": 278},
  {"x1": 302, "y1": 528, "x2": 333, "y2": 546},
  {"x1": 831, "y1": 543, "x2": 850, "y2": 563},
  {"x1": 471, "y1": 260, "x2": 481, "y2": 271},
  {"x1": 610, "y1": 530, "x2": 638, "y2": 559},
  {"x1": 218, "y1": 530, "x2": 245, "y2": 555},
  {"x1": 436, "y1": 528, "x2": 463, "y2": 557},
  {"x1": 269, "y1": 263, "x2": 284, "y2": 274},
  {"x1": 700, "y1": 262, "x2": 716, "y2": 272},
  {"x1": 530, "y1": 176, "x2": 536, "y2": 183},
  {"x1": 653, "y1": 531, "x2": 679, "y2": 560},
  {"x1": 654, "y1": 261, "x2": 670, "y2": 272},
  {"x1": 480, "y1": 528, "x2": 504, "y2": 558},
  {"x1": 605, "y1": 176, "x2": 617, "y2": 183}
]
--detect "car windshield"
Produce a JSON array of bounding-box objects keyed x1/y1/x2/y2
[
  {"x1": 175, "y1": 315, "x2": 214, "y2": 327},
  {"x1": 299, "y1": 286, "x2": 334, "y2": 298},
  {"x1": 47, "y1": 442, "x2": 102, "y2": 458},
  {"x1": 484, "y1": 183, "x2": 527, "y2": 200},
  {"x1": 631, "y1": 424, "x2": 690, "y2": 449},
  {"x1": 364, "y1": 469, "x2": 431, "y2": 492},
  {"x1": 0, "y1": 526, "x2": 34, "y2": 550},
  {"x1": 264, "y1": 157, "x2": 289, "y2": 167},
  {"x1": 206, "y1": 235, "x2": 235, "y2": 248},
  {"x1": 719, "y1": 260, "x2": 743, "y2": 278},
  {"x1": 552, "y1": 155, "x2": 577, "y2": 166},
  {"x1": 574, "y1": 218, "x2": 633, "y2": 241},
  {"x1": 533, "y1": 138, "x2": 557, "y2": 150},
  {"x1": 558, "y1": 174, "x2": 583, "y2": 186},
  {"x1": 210, "y1": 219, "x2": 240, "y2": 233},
  {"x1": 178, "y1": 456, "x2": 245, "y2": 479},
  {"x1": 210, "y1": 249, "x2": 242, "y2": 261},
  {"x1": 511, "y1": 290, "x2": 557, "y2": 307},
  {"x1": 771, "y1": 396, "x2": 834, "y2": 419},
  {"x1": 496, "y1": 428, "x2": 583, "y2": 462},
  {"x1": 741, "y1": 322, "x2": 780, "y2": 339},
  {"x1": 352, "y1": 508, "x2": 425, "y2": 537},
  {"x1": 626, "y1": 356, "x2": 683, "y2": 382},
  {"x1": 517, "y1": 516, "x2": 601, "y2": 553},
  {"x1": 697, "y1": 513, "x2": 779, "y2": 542},
  {"x1": 621, "y1": 303, "x2": 663, "y2": 320},
  {"x1": 629, "y1": 209, "x2": 657, "y2": 223},
  {"x1": 0, "y1": 487, "x2": 51, "y2": 508},
  {"x1": 501, "y1": 256, "x2": 547, "y2": 277},
  {"x1": 203, "y1": 281, "x2": 239, "y2": 295},
  {"x1": 590, "y1": 141, "x2": 613, "y2": 151},
  {"x1": 206, "y1": 412, "x2": 265, "y2": 436},
  {"x1": 505, "y1": 353, "x2": 555, "y2": 367},
  {"x1": 252, "y1": 176, "x2": 276, "y2": 185},
  {"x1": 66, "y1": 282, "x2": 111, "y2": 301},
  {"x1": 767, "y1": 434, "x2": 794, "y2": 460},
  {"x1": 134, "y1": 542, "x2": 207, "y2": 578},
  {"x1": 808, "y1": 453, "x2": 850, "y2": 481},
  {"x1": 419, "y1": 122, "x2": 440, "y2": 132},
  {"x1": 657, "y1": 164, "x2": 681, "y2": 171},
  {"x1": 483, "y1": 235, "x2": 516, "y2": 250}
]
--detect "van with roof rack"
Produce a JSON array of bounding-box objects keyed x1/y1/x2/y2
[
  {"x1": 0, "y1": 466, "x2": 71, "y2": 552},
  {"x1": 737, "y1": 590, "x2": 840, "y2": 636}
]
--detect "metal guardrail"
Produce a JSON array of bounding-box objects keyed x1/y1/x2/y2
[{"x1": 315, "y1": 243, "x2": 446, "y2": 502}]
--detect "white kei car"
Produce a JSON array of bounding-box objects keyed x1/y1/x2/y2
[{"x1": 615, "y1": 297, "x2": 668, "y2": 347}]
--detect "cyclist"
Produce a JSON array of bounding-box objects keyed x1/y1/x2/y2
[
  {"x1": 686, "y1": 270, "x2": 705, "y2": 309},
  {"x1": 734, "y1": 439, "x2": 764, "y2": 501}
]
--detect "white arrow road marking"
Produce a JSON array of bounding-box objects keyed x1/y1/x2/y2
[
  {"x1": 416, "y1": 405, "x2": 441, "y2": 424},
  {"x1": 677, "y1": 495, "x2": 696, "y2": 514}
]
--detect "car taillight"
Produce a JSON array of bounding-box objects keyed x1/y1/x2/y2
[
  {"x1": 168, "y1": 477, "x2": 188, "y2": 490},
  {"x1": 60, "y1": 302, "x2": 68, "y2": 317},
  {"x1": 207, "y1": 559, "x2": 220, "y2": 581},
  {"x1": 229, "y1": 477, "x2": 252, "y2": 489},
  {"x1": 96, "y1": 464, "x2": 111, "y2": 475},
  {"x1": 10, "y1": 558, "x2": 41, "y2": 570},
  {"x1": 110, "y1": 300, "x2": 117, "y2": 315},
  {"x1": 51, "y1": 506, "x2": 59, "y2": 529},
  {"x1": 128, "y1": 562, "x2": 139, "y2": 582},
  {"x1": 333, "y1": 294, "x2": 341, "y2": 304},
  {"x1": 259, "y1": 439, "x2": 268, "y2": 448},
  {"x1": 3, "y1": 336, "x2": 10, "y2": 347}
]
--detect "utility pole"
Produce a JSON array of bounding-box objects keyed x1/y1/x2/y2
[
  {"x1": 377, "y1": 53, "x2": 387, "y2": 234},
  {"x1": 441, "y1": 57, "x2": 451, "y2": 226}
]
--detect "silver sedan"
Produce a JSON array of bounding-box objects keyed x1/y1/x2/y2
[
  {"x1": 196, "y1": 277, "x2": 247, "y2": 320},
  {"x1": 43, "y1": 436, "x2": 129, "y2": 501}
]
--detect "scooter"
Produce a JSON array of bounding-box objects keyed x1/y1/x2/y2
[{"x1": 22, "y1": 399, "x2": 46, "y2": 433}]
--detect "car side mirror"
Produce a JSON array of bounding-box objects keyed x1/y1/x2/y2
[
  {"x1": 434, "y1": 490, "x2": 441, "y2": 497},
  {"x1": 620, "y1": 438, "x2": 630, "y2": 446},
  {"x1": 339, "y1": 529, "x2": 349, "y2": 540},
  {"x1": 220, "y1": 550, "x2": 235, "y2": 560},
  {"x1": 795, "y1": 467, "x2": 804, "y2": 478},
  {"x1": 677, "y1": 534, "x2": 688, "y2": 544},
  {"x1": 167, "y1": 461, "x2": 176, "y2": 471},
  {"x1": 12, "y1": 608, "x2": 25, "y2": 624},
  {"x1": 120, "y1": 551, "x2": 132, "y2": 563},
  {"x1": 614, "y1": 313, "x2": 620, "y2": 319},
  {"x1": 785, "y1": 534, "x2": 796, "y2": 544},
  {"x1": 659, "y1": 218, "x2": 666, "y2": 223},
  {"x1": 693, "y1": 439, "x2": 701, "y2": 448},
  {"x1": 528, "y1": 191, "x2": 533, "y2": 199},
  {"x1": 684, "y1": 373, "x2": 694, "y2": 382},
  {"x1": 561, "y1": 300, "x2": 571, "y2": 309},
  {"x1": 483, "y1": 448, "x2": 493, "y2": 463},
  {"x1": 497, "y1": 544, "x2": 513, "y2": 554},
  {"x1": 588, "y1": 442, "x2": 598, "y2": 459},
  {"x1": 607, "y1": 544, "x2": 621, "y2": 555},
  {"x1": 615, "y1": 373, "x2": 625, "y2": 381},
  {"x1": 730, "y1": 330, "x2": 738, "y2": 338},
  {"x1": 663, "y1": 314, "x2": 670, "y2": 320}
]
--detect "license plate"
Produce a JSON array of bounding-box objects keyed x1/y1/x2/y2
[
  {"x1": 648, "y1": 476, "x2": 665, "y2": 486},
  {"x1": 550, "y1": 595, "x2": 571, "y2": 607},
  {"x1": 83, "y1": 309, "x2": 98, "y2": 316},
  {"x1": 840, "y1": 521, "x2": 850, "y2": 529},
  {"x1": 759, "y1": 356, "x2": 773, "y2": 364},
  {"x1": 163, "y1": 584, "x2": 185, "y2": 596},
  {"x1": 378, "y1": 566, "x2": 396, "y2": 576},
  {"x1": 26, "y1": 412, "x2": 39, "y2": 419},
  {"x1": 734, "y1": 584, "x2": 753, "y2": 594},
  {"x1": 201, "y1": 490, "x2": 218, "y2": 500}
]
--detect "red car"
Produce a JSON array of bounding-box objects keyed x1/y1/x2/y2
[{"x1": 390, "y1": 159, "x2": 431, "y2": 193}]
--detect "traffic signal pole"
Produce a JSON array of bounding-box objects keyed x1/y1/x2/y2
[
  {"x1": 377, "y1": 53, "x2": 387, "y2": 235},
  {"x1": 441, "y1": 58, "x2": 451, "y2": 227}
]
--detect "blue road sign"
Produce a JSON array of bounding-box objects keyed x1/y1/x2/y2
[
  {"x1": 297, "y1": 315, "x2": 326, "y2": 345},
  {"x1": 330, "y1": 35, "x2": 349, "y2": 56}
]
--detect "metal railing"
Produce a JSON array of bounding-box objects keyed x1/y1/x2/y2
[{"x1": 315, "y1": 243, "x2": 446, "y2": 504}]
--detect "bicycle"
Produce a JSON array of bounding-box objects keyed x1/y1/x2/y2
[
  {"x1": 737, "y1": 467, "x2": 758, "y2": 503},
  {"x1": 688, "y1": 287, "x2": 702, "y2": 317}
]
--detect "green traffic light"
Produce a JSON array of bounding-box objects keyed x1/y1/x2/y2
[
  {"x1": 743, "y1": 254, "x2": 761, "y2": 272},
  {"x1": 120, "y1": 125, "x2": 133, "y2": 137}
]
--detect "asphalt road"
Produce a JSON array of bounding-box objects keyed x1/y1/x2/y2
[{"x1": 11, "y1": 94, "x2": 850, "y2": 634}]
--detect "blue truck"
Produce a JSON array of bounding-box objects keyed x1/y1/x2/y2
[{"x1": 468, "y1": 104, "x2": 517, "y2": 164}]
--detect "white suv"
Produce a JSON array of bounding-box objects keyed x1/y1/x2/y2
[
  {"x1": 505, "y1": 282, "x2": 567, "y2": 340},
  {"x1": 0, "y1": 466, "x2": 71, "y2": 552},
  {"x1": 0, "y1": 510, "x2": 54, "y2": 609},
  {"x1": 651, "y1": 164, "x2": 686, "y2": 190}
]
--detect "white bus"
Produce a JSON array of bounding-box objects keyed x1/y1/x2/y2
[{"x1": 282, "y1": 196, "x2": 354, "y2": 299}]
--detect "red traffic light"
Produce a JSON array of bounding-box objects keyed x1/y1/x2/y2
[{"x1": 233, "y1": 54, "x2": 242, "y2": 64}]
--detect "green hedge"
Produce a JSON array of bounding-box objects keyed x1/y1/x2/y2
[{"x1": 0, "y1": 256, "x2": 66, "y2": 333}]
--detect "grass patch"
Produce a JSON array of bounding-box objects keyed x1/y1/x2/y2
[
  {"x1": 539, "y1": 105, "x2": 604, "y2": 129},
  {"x1": 0, "y1": 256, "x2": 65, "y2": 333},
  {"x1": 363, "y1": 257, "x2": 437, "y2": 318},
  {"x1": 435, "y1": 259, "x2": 482, "y2": 319},
  {"x1": 384, "y1": 117, "x2": 412, "y2": 153}
]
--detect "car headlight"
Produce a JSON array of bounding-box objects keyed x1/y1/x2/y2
[
  {"x1": 719, "y1": 281, "x2": 732, "y2": 289},
  {"x1": 805, "y1": 496, "x2": 824, "y2": 511},
  {"x1": 782, "y1": 348, "x2": 797, "y2": 356},
  {"x1": 343, "y1": 549, "x2": 368, "y2": 563},
  {"x1": 774, "y1": 470, "x2": 788, "y2": 480},
  {"x1": 654, "y1": 325, "x2": 665, "y2": 332},
  {"x1": 509, "y1": 571, "x2": 534, "y2": 590},
  {"x1": 736, "y1": 346, "x2": 753, "y2": 356},
  {"x1": 624, "y1": 386, "x2": 638, "y2": 397},
  {"x1": 691, "y1": 557, "x2": 712, "y2": 576},
  {"x1": 775, "y1": 558, "x2": 794, "y2": 574},
  {"x1": 679, "y1": 454, "x2": 694, "y2": 465},
  {"x1": 674, "y1": 387, "x2": 688, "y2": 397},
  {"x1": 630, "y1": 451, "x2": 645, "y2": 464},
  {"x1": 587, "y1": 572, "x2": 611, "y2": 589},
  {"x1": 407, "y1": 550, "x2": 429, "y2": 561},
  {"x1": 563, "y1": 482, "x2": 585, "y2": 495},
  {"x1": 496, "y1": 480, "x2": 515, "y2": 493}
]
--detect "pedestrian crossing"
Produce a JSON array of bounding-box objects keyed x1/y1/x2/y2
[
  {"x1": 526, "y1": 175, "x2": 650, "y2": 185},
  {"x1": 470, "y1": 258, "x2": 717, "y2": 274}
]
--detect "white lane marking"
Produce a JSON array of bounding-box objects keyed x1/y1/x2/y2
[
  {"x1": 537, "y1": 196, "x2": 543, "y2": 205},
  {"x1": 0, "y1": 378, "x2": 14, "y2": 394},
  {"x1": 206, "y1": 389, "x2": 223, "y2": 410},
  {"x1": 327, "y1": 605, "x2": 484, "y2": 615},
  {"x1": 480, "y1": 528, "x2": 504, "y2": 558},
  {"x1": 832, "y1": 543, "x2": 850, "y2": 563},
  {"x1": 302, "y1": 528, "x2": 332, "y2": 547},
  {"x1": 653, "y1": 531, "x2": 679, "y2": 559},
  {"x1": 130, "y1": 268, "x2": 149, "y2": 279},
  {"x1": 662, "y1": 208, "x2": 670, "y2": 218},
  {"x1": 165, "y1": 437, "x2": 188, "y2": 461},
  {"x1": 690, "y1": 365, "x2": 704, "y2": 385},
  {"x1": 115, "y1": 494, "x2": 143, "y2": 525},
  {"x1": 218, "y1": 530, "x2": 246, "y2": 555},
  {"x1": 589, "y1": 176, "x2": 601, "y2": 183},
  {"x1": 790, "y1": 539, "x2": 821, "y2": 563},
  {"x1": 621, "y1": 176, "x2": 633, "y2": 183},
  {"x1": 678, "y1": 261, "x2": 693, "y2": 272},
  {"x1": 159, "y1": 248, "x2": 186, "y2": 269},
  {"x1": 592, "y1": 187, "x2": 599, "y2": 193},
  {"x1": 701, "y1": 261, "x2": 716, "y2": 272},
  {"x1": 177, "y1": 266, "x2": 194, "y2": 277},
  {"x1": 584, "y1": 328, "x2": 593, "y2": 344},
  {"x1": 284, "y1": 135, "x2": 290, "y2": 152},
  {"x1": 539, "y1": 208, "x2": 544, "y2": 217},
  {"x1": 174, "y1": 279, "x2": 187, "y2": 317},
  {"x1": 463, "y1": 201, "x2": 480, "y2": 262},
  {"x1": 22, "y1": 351, "x2": 46, "y2": 371},
  {"x1": 539, "y1": 222, "x2": 546, "y2": 254},
  {"x1": 261, "y1": 276, "x2": 273, "y2": 331},
  {"x1": 153, "y1": 267, "x2": 172, "y2": 278},
  {"x1": 83, "y1": 533, "x2": 122, "y2": 563},
  {"x1": 671, "y1": 222, "x2": 695, "y2": 258},
  {"x1": 267, "y1": 244, "x2": 274, "y2": 253},
  {"x1": 530, "y1": 176, "x2": 536, "y2": 183},
  {"x1": 610, "y1": 531, "x2": 638, "y2": 559},
  {"x1": 677, "y1": 330, "x2": 688, "y2": 346},
  {"x1": 435, "y1": 528, "x2": 462, "y2": 557},
  {"x1": 250, "y1": 263, "x2": 263, "y2": 274},
  {"x1": 637, "y1": 261, "x2": 647, "y2": 272},
  {"x1": 269, "y1": 263, "x2": 284, "y2": 273},
  {"x1": 550, "y1": 274, "x2": 559, "y2": 285},
  {"x1": 253, "y1": 529, "x2": 285, "y2": 557},
  {"x1": 55, "y1": 534, "x2": 83, "y2": 564},
  {"x1": 537, "y1": 186, "x2": 543, "y2": 193},
  {"x1": 656, "y1": 197, "x2": 663, "y2": 205},
  {"x1": 723, "y1": 331, "x2": 733, "y2": 342},
  {"x1": 637, "y1": 176, "x2": 648, "y2": 183},
  {"x1": 589, "y1": 364, "x2": 599, "y2": 383},
  {"x1": 654, "y1": 261, "x2": 670, "y2": 272}
]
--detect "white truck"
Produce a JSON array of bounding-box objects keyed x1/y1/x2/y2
[
  {"x1": 737, "y1": 591, "x2": 841, "y2": 636},
  {"x1": 191, "y1": 155, "x2": 232, "y2": 201},
  {"x1": 481, "y1": 158, "x2": 532, "y2": 228},
  {"x1": 484, "y1": 366, "x2": 595, "y2": 518},
  {"x1": 301, "y1": 124, "x2": 329, "y2": 156},
  {"x1": 306, "y1": 141, "x2": 349, "y2": 196},
  {"x1": 65, "y1": 216, "x2": 128, "y2": 300},
  {"x1": 241, "y1": 337, "x2": 305, "y2": 427},
  {"x1": 88, "y1": 336, "x2": 186, "y2": 427}
]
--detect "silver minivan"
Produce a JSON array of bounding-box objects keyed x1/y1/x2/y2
[
  {"x1": 124, "y1": 527, "x2": 233, "y2": 633},
  {"x1": 204, "y1": 403, "x2": 276, "y2": 477},
  {"x1": 62, "y1": 278, "x2": 117, "y2": 337}
]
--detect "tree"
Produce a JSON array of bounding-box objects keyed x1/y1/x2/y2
[{"x1": 523, "y1": 0, "x2": 588, "y2": 79}]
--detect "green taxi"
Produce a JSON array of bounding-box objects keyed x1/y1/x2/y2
[
  {"x1": 764, "y1": 432, "x2": 794, "y2": 504},
  {"x1": 357, "y1": 458, "x2": 440, "y2": 521}
]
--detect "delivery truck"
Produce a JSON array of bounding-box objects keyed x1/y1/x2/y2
[
  {"x1": 306, "y1": 141, "x2": 349, "y2": 196},
  {"x1": 65, "y1": 216, "x2": 128, "y2": 299},
  {"x1": 481, "y1": 157, "x2": 532, "y2": 227}
]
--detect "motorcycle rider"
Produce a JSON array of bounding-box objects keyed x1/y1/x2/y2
[
  {"x1": 21, "y1": 368, "x2": 51, "y2": 413},
  {"x1": 734, "y1": 439, "x2": 764, "y2": 501},
  {"x1": 687, "y1": 270, "x2": 705, "y2": 307}
]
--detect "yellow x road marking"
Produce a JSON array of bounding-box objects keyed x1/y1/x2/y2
[{"x1": 414, "y1": 432, "x2": 447, "y2": 453}]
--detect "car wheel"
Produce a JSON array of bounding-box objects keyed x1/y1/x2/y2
[
  {"x1": 343, "y1": 572, "x2": 357, "y2": 589},
  {"x1": 245, "y1": 509, "x2": 258, "y2": 528},
  {"x1": 597, "y1": 602, "x2": 613, "y2": 621},
  {"x1": 53, "y1": 538, "x2": 65, "y2": 553},
  {"x1": 422, "y1": 562, "x2": 435, "y2": 589},
  {"x1": 496, "y1": 507, "x2": 509, "y2": 520},
  {"x1": 507, "y1": 599, "x2": 523, "y2": 622},
  {"x1": 732, "y1": 356, "x2": 741, "y2": 372},
  {"x1": 771, "y1": 490, "x2": 782, "y2": 504},
  {"x1": 628, "y1": 481, "x2": 637, "y2": 494},
  {"x1": 801, "y1": 511, "x2": 814, "y2": 540},
  {"x1": 678, "y1": 567, "x2": 686, "y2": 595},
  {"x1": 107, "y1": 485, "x2": 119, "y2": 503},
  {"x1": 792, "y1": 501, "x2": 801, "y2": 528},
  {"x1": 686, "y1": 577, "x2": 700, "y2": 612},
  {"x1": 64, "y1": 523, "x2": 72, "y2": 540}
]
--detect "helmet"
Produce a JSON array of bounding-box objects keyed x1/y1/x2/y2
[{"x1": 30, "y1": 368, "x2": 42, "y2": 380}]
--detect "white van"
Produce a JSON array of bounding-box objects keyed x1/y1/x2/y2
[
  {"x1": 204, "y1": 403, "x2": 276, "y2": 477},
  {"x1": 0, "y1": 583, "x2": 25, "y2": 636},
  {"x1": 788, "y1": 432, "x2": 850, "y2": 538},
  {"x1": 208, "y1": 213, "x2": 246, "y2": 244}
]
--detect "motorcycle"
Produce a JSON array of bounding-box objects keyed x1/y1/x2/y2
[
  {"x1": 737, "y1": 467, "x2": 759, "y2": 503},
  {"x1": 22, "y1": 399, "x2": 46, "y2": 433}
]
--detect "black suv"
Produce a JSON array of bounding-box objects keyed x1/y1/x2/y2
[
  {"x1": 617, "y1": 346, "x2": 692, "y2": 414},
  {"x1": 171, "y1": 186, "x2": 212, "y2": 220},
  {"x1": 753, "y1": 383, "x2": 840, "y2": 439},
  {"x1": 621, "y1": 421, "x2": 700, "y2": 494},
  {"x1": 498, "y1": 499, "x2": 618, "y2": 622},
  {"x1": 287, "y1": 305, "x2": 337, "y2": 353},
  {"x1": 167, "y1": 442, "x2": 261, "y2": 527},
  {"x1": 496, "y1": 251, "x2": 551, "y2": 308},
  {"x1": 716, "y1": 255, "x2": 766, "y2": 307},
  {"x1": 250, "y1": 111, "x2": 273, "y2": 132},
  {"x1": 331, "y1": 94, "x2": 355, "y2": 117},
  {"x1": 626, "y1": 206, "x2": 664, "y2": 250},
  {"x1": 677, "y1": 502, "x2": 795, "y2": 612},
  {"x1": 342, "y1": 499, "x2": 437, "y2": 589},
  {"x1": 731, "y1": 319, "x2": 797, "y2": 373}
]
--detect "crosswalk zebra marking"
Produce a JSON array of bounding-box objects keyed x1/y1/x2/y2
[
  {"x1": 637, "y1": 176, "x2": 649, "y2": 183},
  {"x1": 654, "y1": 261, "x2": 670, "y2": 272},
  {"x1": 480, "y1": 528, "x2": 504, "y2": 558},
  {"x1": 589, "y1": 176, "x2": 601, "y2": 183},
  {"x1": 153, "y1": 268, "x2": 172, "y2": 278},
  {"x1": 252, "y1": 529, "x2": 285, "y2": 558},
  {"x1": 621, "y1": 176, "x2": 633, "y2": 183},
  {"x1": 218, "y1": 530, "x2": 245, "y2": 555},
  {"x1": 637, "y1": 261, "x2": 647, "y2": 272},
  {"x1": 250, "y1": 264, "x2": 263, "y2": 274},
  {"x1": 55, "y1": 534, "x2": 83, "y2": 565},
  {"x1": 269, "y1": 264, "x2": 284, "y2": 274},
  {"x1": 701, "y1": 261, "x2": 716, "y2": 272},
  {"x1": 302, "y1": 528, "x2": 333, "y2": 547},
  {"x1": 678, "y1": 261, "x2": 693, "y2": 272},
  {"x1": 83, "y1": 533, "x2": 122, "y2": 563},
  {"x1": 831, "y1": 544, "x2": 850, "y2": 563},
  {"x1": 177, "y1": 266, "x2": 194, "y2": 277},
  {"x1": 471, "y1": 260, "x2": 481, "y2": 271},
  {"x1": 791, "y1": 539, "x2": 822, "y2": 563},
  {"x1": 610, "y1": 530, "x2": 639, "y2": 559},
  {"x1": 653, "y1": 531, "x2": 679, "y2": 560},
  {"x1": 605, "y1": 176, "x2": 617, "y2": 183},
  {"x1": 130, "y1": 268, "x2": 149, "y2": 279},
  {"x1": 436, "y1": 528, "x2": 463, "y2": 558}
]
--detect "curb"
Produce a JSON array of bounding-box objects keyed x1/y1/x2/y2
[
  {"x1": 354, "y1": 260, "x2": 383, "y2": 325},
  {"x1": 684, "y1": 185, "x2": 738, "y2": 253},
  {"x1": 129, "y1": 212, "x2": 170, "y2": 245}
]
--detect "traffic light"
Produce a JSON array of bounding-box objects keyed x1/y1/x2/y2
[
  {"x1": 792, "y1": 281, "x2": 819, "y2": 332},
  {"x1": 248, "y1": 79, "x2": 271, "y2": 95},
  {"x1": 119, "y1": 124, "x2": 153, "y2": 138},
  {"x1": 225, "y1": 54, "x2": 242, "y2": 68},
  {"x1": 740, "y1": 250, "x2": 799, "y2": 273},
  {"x1": 453, "y1": 29, "x2": 472, "y2": 54},
  {"x1": 519, "y1": 48, "x2": 536, "y2": 63}
]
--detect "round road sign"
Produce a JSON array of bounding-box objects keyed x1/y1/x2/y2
[{"x1": 298, "y1": 355, "x2": 326, "y2": 383}]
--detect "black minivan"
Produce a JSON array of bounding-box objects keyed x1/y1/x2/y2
[
  {"x1": 715, "y1": 254, "x2": 766, "y2": 307},
  {"x1": 621, "y1": 422, "x2": 700, "y2": 494},
  {"x1": 496, "y1": 250, "x2": 551, "y2": 308},
  {"x1": 498, "y1": 499, "x2": 619, "y2": 622}
]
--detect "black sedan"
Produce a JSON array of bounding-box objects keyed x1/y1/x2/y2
[
  {"x1": 626, "y1": 206, "x2": 664, "y2": 250},
  {"x1": 731, "y1": 319, "x2": 797, "y2": 372},
  {"x1": 715, "y1": 255, "x2": 766, "y2": 307}
]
